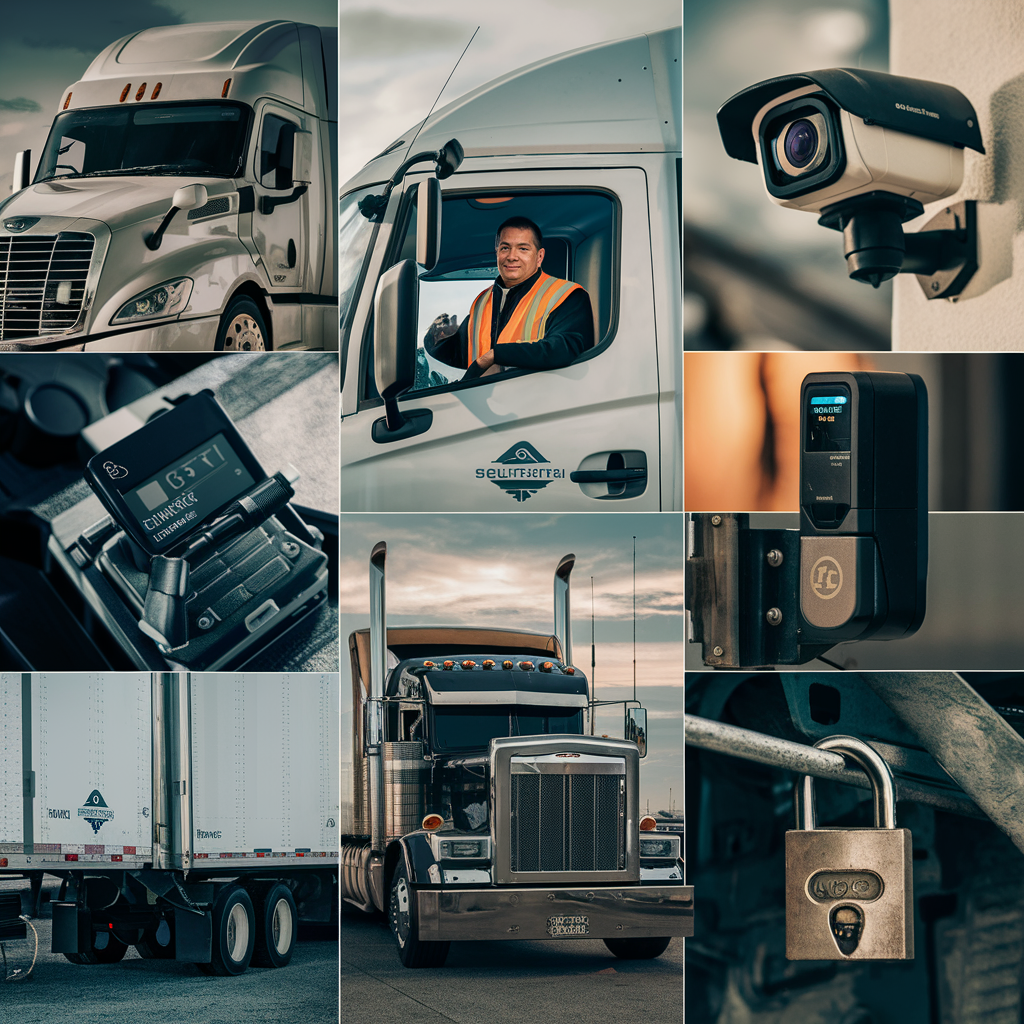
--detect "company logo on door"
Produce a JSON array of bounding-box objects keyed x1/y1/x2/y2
[
  {"x1": 475, "y1": 441, "x2": 566, "y2": 503},
  {"x1": 78, "y1": 790, "x2": 114, "y2": 834},
  {"x1": 810, "y1": 556, "x2": 844, "y2": 600}
]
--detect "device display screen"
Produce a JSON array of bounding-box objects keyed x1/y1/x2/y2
[
  {"x1": 805, "y1": 385, "x2": 852, "y2": 452},
  {"x1": 121, "y1": 432, "x2": 255, "y2": 549}
]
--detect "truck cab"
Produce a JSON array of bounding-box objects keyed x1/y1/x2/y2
[
  {"x1": 339, "y1": 28, "x2": 681, "y2": 510},
  {"x1": 340, "y1": 548, "x2": 691, "y2": 967},
  {"x1": 0, "y1": 21, "x2": 337, "y2": 352}
]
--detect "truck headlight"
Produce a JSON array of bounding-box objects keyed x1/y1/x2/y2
[
  {"x1": 112, "y1": 278, "x2": 192, "y2": 324},
  {"x1": 438, "y1": 838, "x2": 489, "y2": 859},
  {"x1": 640, "y1": 836, "x2": 681, "y2": 859}
]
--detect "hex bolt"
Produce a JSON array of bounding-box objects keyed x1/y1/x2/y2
[
  {"x1": 711, "y1": 515, "x2": 722, "y2": 526},
  {"x1": 766, "y1": 607, "x2": 783, "y2": 626},
  {"x1": 931, "y1": 281, "x2": 940, "y2": 292},
  {"x1": 282, "y1": 541, "x2": 301, "y2": 558},
  {"x1": 197, "y1": 615, "x2": 215, "y2": 630},
  {"x1": 712, "y1": 645, "x2": 724, "y2": 657},
  {"x1": 766, "y1": 549, "x2": 784, "y2": 567}
]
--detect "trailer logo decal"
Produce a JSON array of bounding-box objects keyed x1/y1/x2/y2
[
  {"x1": 196, "y1": 830, "x2": 222, "y2": 839},
  {"x1": 78, "y1": 790, "x2": 114, "y2": 834},
  {"x1": 476, "y1": 441, "x2": 566, "y2": 503}
]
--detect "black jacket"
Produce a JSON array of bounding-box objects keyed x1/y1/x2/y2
[{"x1": 425, "y1": 269, "x2": 594, "y2": 372}]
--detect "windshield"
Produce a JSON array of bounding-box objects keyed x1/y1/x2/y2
[
  {"x1": 339, "y1": 184, "x2": 383, "y2": 333},
  {"x1": 35, "y1": 103, "x2": 251, "y2": 182},
  {"x1": 431, "y1": 705, "x2": 584, "y2": 753}
]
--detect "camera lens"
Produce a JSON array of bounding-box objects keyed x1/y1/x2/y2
[{"x1": 784, "y1": 120, "x2": 818, "y2": 168}]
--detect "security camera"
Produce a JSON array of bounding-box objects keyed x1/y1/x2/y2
[{"x1": 717, "y1": 69, "x2": 985, "y2": 295}]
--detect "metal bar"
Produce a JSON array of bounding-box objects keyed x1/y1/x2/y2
[
  {"x1": 21, "y1": 673, "x2": 32, "y2": 853},
  {"x1": 859, "y1": 673, "x2": 1024, "y2": 854},
  {"x1": 685, "y1": 714, "x2": 983, "y2": 818}
]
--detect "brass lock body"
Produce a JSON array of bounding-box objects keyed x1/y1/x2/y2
[{"x1": 785, "y1": 735, "x2": 913, "y2": 960}]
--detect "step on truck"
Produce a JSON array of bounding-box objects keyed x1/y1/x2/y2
[
  {"x1": 340, "y1": 543, "x2": 692, "y2": 967},
  {"x1": 0, "y1": 672, "x2": 339, "y2": 975},
  {"x1": 0, "y1": 21, "x2": 338, "y2": 352},
  {"x1": 339, "y1": 28, "x2": 681, "y2": 510}
]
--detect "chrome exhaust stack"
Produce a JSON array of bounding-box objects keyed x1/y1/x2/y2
[
  {"x1": 368, "y1": 541, "x2": 388, "y2": 854},
  {"x1": 554, "y1": 553, "x2": 575, "y2": 669}
]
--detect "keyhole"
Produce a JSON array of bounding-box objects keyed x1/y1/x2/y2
[{"x1": 829, "y1": 904, "x2": 863, "y2": 955}]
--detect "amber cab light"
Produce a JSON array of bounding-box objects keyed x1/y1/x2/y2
[
  {"x1": 482, "y1": 660, "x2": 495, "y2": 669},
  {"x1": 540, "y1": 661, "x2": 553, "y2": 672},
  {"x1": 135, "y1": 83, "x2": 147, "y2": 101},
  {"x1": 422, "y1": 813, "x2": 444, "y2": 832},
  {"x1": 151, "y1": 82, "x2": 162, "y2": 99},
  {"x1": 639, "y1": 815, "x2": 658, "y2": 832},
  {"x1": 502, "y1": 660, "x2": 514, "y2": 670},
  {"x1": 119, "y1": 84, "x2": 132, "y2": 103},
  {"x1": 221, "y1": 78, "x2": 232, "y2": 98},
  {"x1": 423, "y1": 660, "x2": 435, "y2": 669},
  {"x1": 461, "y1": 660, "x2": 476, "y2": 670},
  {"x1": 63, "y1": 92, "x2": 72, "y2": 110},
  {"x1": 442, "y1": 660, "x2": 454, "y2": 671},
  {"x1": 565, "y1": 666, "x2": 576, "y2": 675},
  {"x1": 518, "y1": 661, "x2": 535, "y2": 671}
]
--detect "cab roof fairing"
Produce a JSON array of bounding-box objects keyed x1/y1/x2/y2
[
  {"x1": 346, "y1": 26, "x2": 681, "y2": 190},
  {"x1": 60, "y1": 21, "x2": 336, "y2": 119}
]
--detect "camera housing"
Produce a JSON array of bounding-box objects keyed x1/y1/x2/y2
[{"x1": 718, "y1": 70, "x2": 985, "y2": 292}]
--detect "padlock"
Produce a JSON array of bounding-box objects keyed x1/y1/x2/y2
[{"x1": 786, "y1": 735, "x2": 913, "y2": 960}]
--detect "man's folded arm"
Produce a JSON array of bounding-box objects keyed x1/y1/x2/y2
[{"x1": 491, "y1": 288, "x2": 595, "y2": 370}]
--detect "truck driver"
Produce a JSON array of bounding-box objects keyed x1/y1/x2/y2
[{"x1": 425, "y1": 216, "x2": 594, "y2": 378}]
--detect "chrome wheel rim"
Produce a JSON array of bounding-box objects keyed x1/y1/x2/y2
[
  {"x1": 271, "y1": 897, "x2": 294, "y2": 955},
  {"x1": 226, "y1": 902, "x2": 250, "y2": 962},
  {"x1": 222, "y1": 313, "x2": 266, "y2": 352},
  {"x1": 390, "y1": 876, "x2": 411, "y2": 946}
]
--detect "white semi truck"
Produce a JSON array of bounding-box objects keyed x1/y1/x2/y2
[
  {"x1": 0, "y1": 21, "x2": 337, "y2": 352},
  {"x1": 340, "y1": 543, "x2": 692, "y2": 967},
  {"x1": 0, "y1": 672, "x2": 338, "y2": 975},
  {"x1": 339, "y1": 28, "x2": 681, "y2": 511}
]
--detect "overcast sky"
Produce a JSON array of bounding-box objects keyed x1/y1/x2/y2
[
  {"x1": 0, "y1": 1, "x2": 335, "y2": 193},
  {"x1": 338, "y1": 0, "x2": 681, "y2": 184},
  {"x1": 340, "y1": 514, "x2": 684, "y2": 816}
]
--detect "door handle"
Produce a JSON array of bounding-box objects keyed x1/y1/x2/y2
[{"x1": 570, "y1": 468, "x2": 647, "y2": 483}]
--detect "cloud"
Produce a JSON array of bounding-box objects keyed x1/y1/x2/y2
[
  {"x1": 339, "y1": 9, "x2": 475, "y2": 58},
  {"x1": 2, "y1": 2, "x2": 183, "y2": 54},
  {"x1": 0, "y1": 98, "x2": 40, "y2": 112}
]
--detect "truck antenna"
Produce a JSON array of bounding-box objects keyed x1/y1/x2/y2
[
  {"x1": 632, "y1": 536, "x2": 637, "y2": 704},
  {"x1": 402, "y1": 26, "x2": 480, "y2": 165},
  {"x1": 590, "y1": 575, "x2": 596, "y2": 735}
]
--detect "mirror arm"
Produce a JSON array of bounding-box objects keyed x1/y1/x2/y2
[{"x1": 145, "y1": 206, "x2": 181, "y2": 251}]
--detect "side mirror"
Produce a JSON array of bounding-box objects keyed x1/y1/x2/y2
[
  {"x1": 13, "y1": 150, "x2": 31, "y2": 192},
  {"x1": 292, "y1": 130, "x2": 313, "y2": 185},
  {"x1": 435, "y1": 138, "x2": 464, "y2": 180},
  {"x1": 372, "y1": 259, "x2": 431, "y2": 443},
  {"x1": 273, "y1": 124, "x2": 296, "y2": 190},
  {"x1": 416, "y1": 178, "x2": 442, "y2": 272},
  {"x1": 626, "y1": 707, "x2": 647, "y2": 758},
  {"x1": 171, "y1": 184, "x2": 208, "y2": 211}
]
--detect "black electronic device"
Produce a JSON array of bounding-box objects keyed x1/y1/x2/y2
[
  {"x1": 85, "y1": 390, "x2": 265, "y2": 556},
  {"x1": 799, "y1": 371, "x2": 927, "y2": 644}
]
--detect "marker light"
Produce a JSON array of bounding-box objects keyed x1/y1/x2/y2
[
  {"x1": 422, "y1": 813, "x2": 444, "y2": 832},
  {"x1": 502, "y1": 660, "x2": 514, "y2": 670},
  {"x1": 639, "y1": 815, "x2": 658, "y2": 832},
  {"x1": 63, "y1": 93, "x2": 72, "y2": 110},
  {"x1": 518, "y1": 661, "x2": 534, "y2": 671},
  {"x1": 442, "y1": 661, "x2": 454, "y2": 671},
  {"x1": 135, "y1": 83, "x2": 147, "y2": 101},
  {"x1": 120, "y1": 84, "x2": 131, "y2": 103},
  {"x1": 221, "y1": 79, "x2": 232, "y2": 98},
  {"x1": 565, "y1": 666, "x2": 576, "y2": 675},
  {"x1": 461, "y1": 660, "x2": 476, "y2": 670},
  {"x1": 0, "y1": 858, "x2": 7, "y2": 867},
  {"x1": 482, "y1": 660, "x2": 495, "y2": 669},
  {"x1": 152, "y1": 83, "x2": 162, "y2": 99},
  {"x1": 540, "y1": 661, "x2": 553, "y2": 672},
  {"x1": 423, "y1": 660, "x2": 435, "y2": 669}
]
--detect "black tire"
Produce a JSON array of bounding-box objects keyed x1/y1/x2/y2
[
  {"x1": 603, "y1": 936, "x2": 672, "y2": 960},
  {"x1": 63, "y1": 931, "x2": 130, "y2": 964},
  {"x1": 215, "y1": 296, "x2": 269, "y2": 352},
  {"x1": 247, "y1": 881, "x2": 297, "y2": 968},
  {"x1": 197, "y1": 884, "x2": 255, "y2": 976},
  {"x1": 135, "y1": 917, "x2": 175, "y2": 960},
  {"x1": 388, "y1": 860, "x2": 450, "y2": 968}
]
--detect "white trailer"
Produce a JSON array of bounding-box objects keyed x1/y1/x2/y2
[
  {"x1": 0, "y1": 672, "x2": 338, "y2": 975},
  {"x1": 339, "y1": 28, "x2": 681, "y2": 510},
  {"x1": 0, "y1": 21, "x2": 338, "y2": 352}
]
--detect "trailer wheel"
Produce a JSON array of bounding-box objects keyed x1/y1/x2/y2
[
  {"x1": 64, "y1": 931, "x2": 130, "y2": 964},
  {"x1": 135, "y1": 917, "x2": 175, "y2": 959},
  {"x1": 603, "y1": 936, "x2": 672, "y2": 960},
  {"x1": 215, "y1": 297, "x2": 268, "y2": 352},
  {"x1": 247, "y1": 881, "x2": 297, "y2": 968},
  {"x1": 198, "y1": 884, "x2": 255, "y2": 976},
  {"x1": 389, "y1": 861, "x2": 450, "y2": 968}
]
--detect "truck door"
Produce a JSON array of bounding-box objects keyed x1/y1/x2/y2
[
  {"x1": 248, "y1": 102, "x2": 307, "y2": 291},
  {"x1": 340, "y1": 167, "x2": 663, "y2": 511}
]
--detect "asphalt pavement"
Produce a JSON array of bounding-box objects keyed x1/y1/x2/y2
[
  {"x1": 0, "y1": 877, "x2": 338, "y2": 1024},
  {"x1": 341, "y1": 903, "x2": 684, "y2": 1024}
]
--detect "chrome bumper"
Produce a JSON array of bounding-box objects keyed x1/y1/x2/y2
[{"x1": 416, "y1": 884, "x2": 694, "y2": 942}]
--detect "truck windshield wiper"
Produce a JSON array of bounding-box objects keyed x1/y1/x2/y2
[{"x1": 41, "y1": 165, "x2": 223, "y2": 181}]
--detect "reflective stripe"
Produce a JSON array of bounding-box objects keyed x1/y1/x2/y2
[{"x1": 466, "y1": 273, "x2": 582, "y2": 367}]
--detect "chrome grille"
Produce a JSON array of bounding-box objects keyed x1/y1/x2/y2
[
  {"x1": 510, "y1": 769, "x2": 624, "y2": 873},
  {"x1": 0, "y1": 232, "x2": 94, "y2": 340}
]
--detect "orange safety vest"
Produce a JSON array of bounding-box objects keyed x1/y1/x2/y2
[{"x1": 466, "y1": 273, "x2": 582, "y2": 367}]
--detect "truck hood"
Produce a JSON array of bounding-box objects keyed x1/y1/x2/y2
[{"x1": 1, "y1": 177, "x2": 229, "y2": 231}]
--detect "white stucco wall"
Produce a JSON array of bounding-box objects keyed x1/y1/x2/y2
[{"x1": 891, "y1": 0, "x2": 1024, "y2": 349}]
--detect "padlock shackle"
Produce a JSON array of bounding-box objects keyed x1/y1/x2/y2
[{"x1": 796, "y1": 735, "x2": 897, "y2": 831}]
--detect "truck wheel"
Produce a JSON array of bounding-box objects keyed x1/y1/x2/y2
[
  {"x1": 247, "y1": 881, "x2": 297, "y2": 968},
  {"x1": 135, "y1": 918, "x2": 175, "y2": 959},
  {"x1": 198, "y1": 884, "x2": 255, "y2": 976},
  {"x1": 216, "y1": 297, "x2": 268, "y2": 352},
  {"x1": 603, "y1": 936, "x2": 672, "y2": 960},
  {"x1": 64, "y1": 931, "x2": 130, "y2": 964},
  {"x1": 389, "y1": 861, "x2": 449, "y2": 968}
]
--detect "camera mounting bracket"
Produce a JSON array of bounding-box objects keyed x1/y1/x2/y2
[{"x1": 818, "y1": 192, "x2": 977, "y2": 298}]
